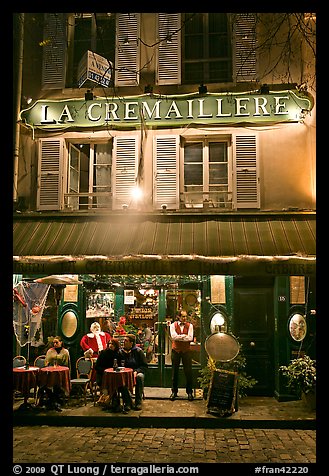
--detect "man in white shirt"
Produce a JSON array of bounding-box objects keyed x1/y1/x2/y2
[{"x1": 169, "y1": 310, "x2": 194, "y2": 401}]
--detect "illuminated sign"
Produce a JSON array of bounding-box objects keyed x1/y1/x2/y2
[{"x1": 20, "y1": 90, "x2": 313, "y2": 130}]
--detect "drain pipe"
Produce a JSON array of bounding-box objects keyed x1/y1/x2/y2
[{"x1": 13, "y1": 13, "x2": 24, "y2": 205}]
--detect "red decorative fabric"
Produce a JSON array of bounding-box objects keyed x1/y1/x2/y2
[
  {"x1": 13, "y1": 366, "x2": 39, "y2": 397},
  {"x1": 102, "y1": 368, "x2": 135, "y2": 400},
  {"x1": 38, "y1": 366, "x2": 71, "y2": 396}
]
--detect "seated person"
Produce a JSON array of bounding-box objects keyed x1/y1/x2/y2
[
  {"x1": 45, "y1": 336, "x2": 70, "y2": 367},
  {"x1": 95, "y1": 337, "x2": 120, "y2": 386},
  {"x1": 95, "y1": 337, "x2": 121, "y2": 410},
  {"x1": 118, "y1": 334, "x2": 148, "y2": 412},
  {"x1": 40, "y1": 336, "x2": 70, "y2": 411}
]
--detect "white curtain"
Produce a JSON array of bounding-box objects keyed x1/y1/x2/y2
[{"x1": 13, "y1": 282, "x2": 50, "y2": 347}]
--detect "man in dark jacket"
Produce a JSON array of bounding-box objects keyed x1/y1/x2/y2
[{"x1": 118, "y1": 334, "x2": 148, "y2": 411}]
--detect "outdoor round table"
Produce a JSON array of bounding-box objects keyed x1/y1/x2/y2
[
  {"x1": 13, "y1": 366, "x2": 40, "y2": 405},
  {"x1": 37, "y1": 365, "x2": 71, "y2": 396},
  {"x1": 102, "y1": 368, "x2": 135, "y2": 400}
]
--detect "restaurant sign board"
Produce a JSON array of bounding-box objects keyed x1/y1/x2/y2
[{"x1": 20, "y1": 90, "x2": 313, "y2": 130}]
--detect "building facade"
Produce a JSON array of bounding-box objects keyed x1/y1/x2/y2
[{"x1": 13, "y1": 13, "x2": 316, "y2": 398}]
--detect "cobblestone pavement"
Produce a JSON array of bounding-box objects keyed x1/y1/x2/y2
[{"x1": 13, "y1": 426, "x2": 316, "y2": 464}]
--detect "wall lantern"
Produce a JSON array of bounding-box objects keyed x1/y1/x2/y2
[{"x1": 210, "y1": 311, "x2": 227, "y2": 334}]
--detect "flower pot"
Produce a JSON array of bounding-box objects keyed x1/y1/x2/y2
[{"x1": 301, "y1": 391, "x2": 316, "y2": 411}]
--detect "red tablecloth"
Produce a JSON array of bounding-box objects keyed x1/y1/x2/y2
[
  {"x1": 13, "y1": 366, "x2": 40, "y2": 402},
  {"x1": 38, "y1": 366, "x2": 71, "y2": 396},
  {"x1": 102, "y1": 368, "x2": 135, "y2": 399}
]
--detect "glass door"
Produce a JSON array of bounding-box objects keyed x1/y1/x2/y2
[{"x1": 145, "y1": 286, "x2": 202, "y2": 387}]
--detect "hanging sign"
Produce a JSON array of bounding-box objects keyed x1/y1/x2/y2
[{"x1": 77, "y1": 50, "x2": 113, "y2": 88}]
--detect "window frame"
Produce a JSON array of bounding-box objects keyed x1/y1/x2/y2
[
  {"x1": 182, "y1": 13, "x2": 233, "y2": 85},
  {"x1": 180, "y1": 136, "x2": 233, "y2": 209},
  {"x1": 64, "y1": 140, "x2": 113, "y2": 211}
]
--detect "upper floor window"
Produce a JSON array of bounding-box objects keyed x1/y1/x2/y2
[
  {"x1": 182, "y1": 13, "x2": 232, "y2": 84},
  {"x1": 68, "y1": 13, "x2": 115, "y2": 88},
  {"x1": 42, "y1": 13, "x2": 139, "y2": 90},
  {"x1": 66, "y1": 142, "x2": 112, "y2": 210},
  {"x1": 182, "y1": 139, "x2": 232, "y2": 209}
]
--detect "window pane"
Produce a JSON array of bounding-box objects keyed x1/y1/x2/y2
[
  {"x1": 185, "y1": 36, "x2": 204, "y2": 59},
  {"x1": 209, "y1": 163, "x2": 228, "y2": 184},
  {"x1": 184, "y1": 13, "x2": 203, "y2": 34},
  {"x1": 209, "y1": 35, "x2": 229, "y2": 57},
  {"x1": 184, "y1": 142, "x2": 203, "y2": 162},
  {"x1": 184, "y1": 164, "x2": 203, "y2": 185},
  {"x1": 209, "y1": 142, "x2": 227, "y2": 162},
  {"x1": 209, "y1": 13, "x2": 228, "y2": 33}
]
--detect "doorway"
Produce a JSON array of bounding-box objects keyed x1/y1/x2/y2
[
  {"x1": 233, "y1": 277, "x2": 275, "y2": 396},
  {"x1": 144, "y1": 286, "x2": 202, "y2": 388}
]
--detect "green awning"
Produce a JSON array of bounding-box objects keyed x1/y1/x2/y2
[{"x1": 13, "y1": 212, "x2": 316, "y2": 276}]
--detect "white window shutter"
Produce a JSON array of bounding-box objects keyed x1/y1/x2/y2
[
  {"x1": 157, "y1": 13, "x2": 181, "y2": 85},
  {"x1": 115, "y1": 13, "x2": 140, "y2": 86},
  {"x1": 41, "y1": 13, "x2": 67, "y2": 89},
  {"x1": 113, "y1": 136, "x2": 138, "y2": 209},
  {"x1": 37, "y1": 139, "x2": 64, "y2": 210},
  {"x1": 233, "y1": 135, "x2": 260, "y2": 208},
  {"x1": 153, "y1": 136, "x2": 179, "y2": 209},
  {"x1": 233, "y1": 13, "x2": 257, "y2": 82}
]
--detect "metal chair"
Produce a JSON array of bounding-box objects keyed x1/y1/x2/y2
[
  {"x1": 33, "y1": 355, "x2": 47, "y2": 404},
  {"x1": 70, "y1": 357, "x2": 95, "y2": 405},
  {"x1": 33, "y1": 355, "x2": 47, "y2": 368},
  {"x1": 13, "y1": 355, "x2": 26, "y2": 368}
]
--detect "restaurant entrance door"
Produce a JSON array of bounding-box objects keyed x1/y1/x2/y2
[
  {"x1": 144, "y1": 286, "x2": 202, "y2": 388},
  {"x1": 233, "y1": 277, "x2": 275, "y2": 396}
]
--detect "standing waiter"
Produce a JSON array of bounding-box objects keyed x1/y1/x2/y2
[{"x1": 169, "y1": 310, "x2": 194, "y2": 401}]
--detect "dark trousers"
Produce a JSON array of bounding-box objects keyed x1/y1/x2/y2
[
  {"x1": 121, "y1": 372, "x2": 145, "y2": 406},
  {"x1": 171, "y1": 350, "x2": 193, "y2": 394}
]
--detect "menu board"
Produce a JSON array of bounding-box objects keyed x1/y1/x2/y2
[{"x1": 207, "y1": 369, "x2": 238, "y2": 416}]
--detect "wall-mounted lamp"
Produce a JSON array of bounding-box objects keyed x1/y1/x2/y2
[
  {"x1": 259, "y1": 84, "x2": 269, "y2": 94},
  {"x1": 144, "y1": 85, "x2": 153, "y2": 94},
  {"x1": 198, "y1": 84, "x2": 207, "y2": 95},
  {"x1": 122, "y1": 204, "x2": 128, "y2": 211},
  {"x1": 299, "y1": 108, "x2": 309, "y2": 121},
  {"x1": 85, "y1": 90, "x2": 94, "y2": 101},
  {"x1": 161, "y1": 203, "x2": 167, "y2": 212}
]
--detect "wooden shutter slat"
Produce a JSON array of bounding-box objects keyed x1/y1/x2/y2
[
  {"x1": 157, "y1": 13, "x2": 181, "y2": 85},
  {"x1": 234, "y1": 135, "x2": 259, "y2": 208},
  {"x1": 113, "y1": 137, "x2": 138, "y2": 209},
  {"x1": 37, "y1": 139, "x2": 63, "y2": 210},
  {"x1": 42, "y1": 13, "x2": 67, "y2": 89},
  {"x1": 154, "y1": 136, "x2": 179, "y2": 209},
  {"x1": 115, "y1": 13, "x2": 140, "y2": 86},
  {"x1": 234, "y1": 13, "x2": 257, "y2": 82}
]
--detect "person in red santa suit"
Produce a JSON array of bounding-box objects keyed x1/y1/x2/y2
[{"x1": 80, "y1": 321, "x2": 111, "y2": 358}]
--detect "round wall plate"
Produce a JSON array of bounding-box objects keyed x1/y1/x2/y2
[{"x1": 205, "y1": 332, "x2": 240, "y2": 362}]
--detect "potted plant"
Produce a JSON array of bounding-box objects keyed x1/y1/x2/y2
[{"x1": 279, "y1": 354, "x2": 316, "y2": 410}]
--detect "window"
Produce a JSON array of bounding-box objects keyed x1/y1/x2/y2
[
  {"x1": 68, "y1": 13, "x2": 115, "y2": 88},
  {"x1": 182, "y1": 139, "x2": 232, "y2": 209},
  {"x1": 66, "y1": 142, "x2": 112, "y2": 210},
  {"x1": 182, "y1": 13, "x2": 232, "y2": 84}
]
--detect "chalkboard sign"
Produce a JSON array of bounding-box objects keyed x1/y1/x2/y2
[{"x1": 207, "y1": 369, "x2": 238, "y2": 416}]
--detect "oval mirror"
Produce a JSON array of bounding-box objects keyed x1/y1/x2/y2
[
  {"x1": 289, "y1": 313, "x2": 307, "y2": 342},
  {"x1": 61, "y1": 310, "x2": 78, "y2": 338}
]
